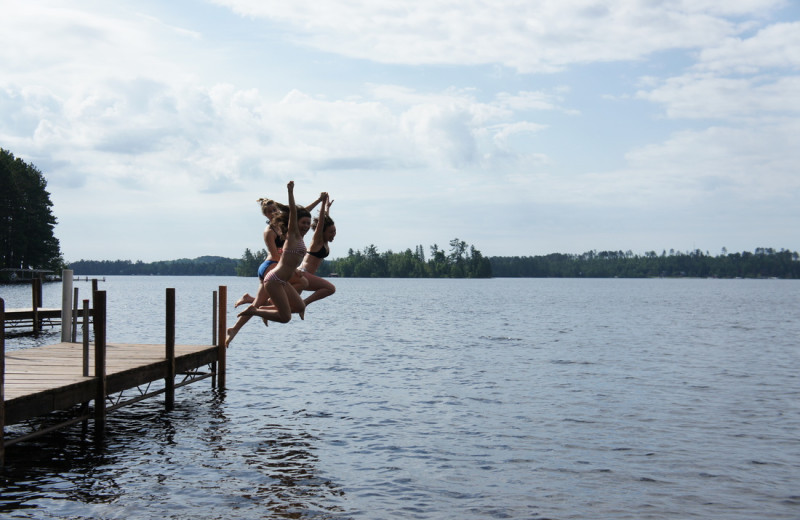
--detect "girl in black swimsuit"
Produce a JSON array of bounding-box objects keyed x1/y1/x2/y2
[{"x1": 299, "y1": 195, "x2": 336, "y2": 309}]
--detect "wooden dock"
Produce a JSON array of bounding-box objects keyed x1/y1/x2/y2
[
  {"x1": 4, "y1": 307, "x2": 92, "y2": 331},
  {"x1": 2, "y1": 275, "x2": 95, "y2": 335},
  {"x1": 1, "y1": 285, "x2": 228, "y2": 465}
]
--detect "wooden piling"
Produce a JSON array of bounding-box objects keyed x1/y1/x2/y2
[
  {"x1": 72, "y1": 287, "x2": 79, "y2": 342},
  {"x1": 94, "y1": 291, "x2": 107, "y2": 438},
  {"x1": 61, "y1": 269, "x2": 73, "y2": 342},
  {"x1": 211, "y1": 290, "x2": 218, "y2": 388},
  {"x1": 32, "y1": 277, "x2": 41, "y2": 335},
  {"x1": 165, "y1": 288, "x2": 176, "y2": 411},
  {"x1": 1, "y1": 298, "x2": 6, "y2": 466},
  {"x1": 216, "y1": 286, "x2": 226, "y2": 390},
  {"x1": 82, "y1": 299, "x2": 90, "y2": 377}
]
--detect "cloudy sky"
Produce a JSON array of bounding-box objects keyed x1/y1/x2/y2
[{"x1": 2, "y1": 0, "x2": 798, "y2": 262}]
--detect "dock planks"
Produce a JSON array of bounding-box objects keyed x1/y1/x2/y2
[{"x1": 3, "y1": 341, "x2": 219, "y2": 425}]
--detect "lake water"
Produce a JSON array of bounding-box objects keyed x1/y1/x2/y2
[{"x1": 1, "y1": 276, "x2": 799, "y2": 519}]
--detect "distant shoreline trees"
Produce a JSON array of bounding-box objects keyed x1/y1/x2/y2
[
  {"x1": 0, "y1": 149, "x2": 64, "y2": 272},
  {"x1": 315, "y1": 239, "x2": 492, "y2": 278},
  {"x1": 236, "y1": 239, "x2": 492, "y2": 278},
  {"x1": 68, "y1": 256, "x2": 237, "y2": 276},
  {"x1": 489, "y1": 248, "x2": 800, "y2": 279},
  {"x1": 65, "y1": 247, "x2": 798, "y2": 279}
]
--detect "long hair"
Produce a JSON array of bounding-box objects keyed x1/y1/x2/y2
[
  {"x1": 257, "y1": 198, "x2": 289, "y2": 218},
  {"x1": 270, "y1": 205, "x2": 310, "y2": 235},
  {"x1": 312, "y1": 215, "x2": 335, "y2": 232}
]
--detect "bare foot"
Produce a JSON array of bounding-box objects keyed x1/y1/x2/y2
[
  {"x1": 235, "y1": 294, "x2": 254, "y2": 308},
  {"x1": 225, "y1": 327, "x2": 236, "y2": 348},
  {"x1": 261, "y1": 317, "x2": 269, "y2": 327}
]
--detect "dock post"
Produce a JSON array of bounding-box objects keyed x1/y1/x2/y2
[
  {"x1": 212, "y1": 290, "x2": 218, "y2": 346},
  {"x1": 61, "y1": 269, "x2": 73, "y2": 342},
  {"x1": 72, "y1": 287, "x2": 79, "y2": 342},
  {"x1": 82, "y1": 299, "x2": 90, "y2": 377},
  {"x1": 32, "y1": 277, "x2": 41, "y2": 334},
  {"x1": 216, "y1": 286, "x2": 227, "y2": 390},
  {"x1": 165, "y1": 288, "x2": 175, "y2": 411},
  {"x1": 211, "y1": 290, "x2": 217, "y2": 388},
  {"x1": 35, "y1": 274, "x2": 43, "y2": 307},
  {"x1": 94, "y1": 290, "x2": 107, "y2": 438},
  {"x1": 1, "y1": 298, "x2": 6, "y2": 466}
]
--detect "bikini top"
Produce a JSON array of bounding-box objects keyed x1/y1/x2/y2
[
  {"x1": 307, "y1": 245, "x2": 329, "y2": 259},
  {"x1": 268, "y1": 223, "x2": 286, "y2": 249},
  {"x1": 282, "y1": 238, "x2": 307, "y2": 257}
]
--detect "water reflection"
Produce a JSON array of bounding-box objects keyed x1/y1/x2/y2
[
  {"x1": 2, "y1": 387, "x2": 349, "y2": 519},
  {"x1": 1, "y1": 417, "x2": 123, "y2": 513}
]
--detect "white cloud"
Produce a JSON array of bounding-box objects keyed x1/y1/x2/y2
[
  {"x1": 694, "y1": 22, "x2": 800, "y2": 74},
  {"x1": 1, "y1": 0, "x2": 797, "y2": 260},
  {"x1": 211, "y1": 0, "x2": 784, "y2": 72}
]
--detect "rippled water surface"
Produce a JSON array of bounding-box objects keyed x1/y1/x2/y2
[{"x1": 2, "y1": 277, "x2": 799, "y2": 519}]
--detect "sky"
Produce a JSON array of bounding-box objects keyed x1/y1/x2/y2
[{"x1": 1, "y1": 0, "x2": 799, "y2": 262}]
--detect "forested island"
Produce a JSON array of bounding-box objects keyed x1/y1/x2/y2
[
  {"x1": 236, "y1": 239, "x2": 492, "y2": 278},
  {"x1": 235, "y1": 244, "x2": 799, "y2": 279}
]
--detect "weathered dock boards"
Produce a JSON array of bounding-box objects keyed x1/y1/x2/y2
[{"x1": 3, "y1": 341, "x2": 219, "y2": 425}]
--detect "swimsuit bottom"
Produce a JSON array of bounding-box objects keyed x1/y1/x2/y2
[
  {"x1": 264, "y1": 270, "x2": 287, "y2": 286},
  {"x1": 258, "y1": 259, "x2": 278, "y2": 280}
]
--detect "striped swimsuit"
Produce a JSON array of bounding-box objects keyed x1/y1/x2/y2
[
  {"x1": 281, "y1": 239, "x2": 307, "y2": 259},
  {"x1": 264, "y1": 239, "x2": 306, "y2": 285}
]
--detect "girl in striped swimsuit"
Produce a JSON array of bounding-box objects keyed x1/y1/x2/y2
[{"x1": 239, "y1": 181, "x2": 311, "y2": 325}]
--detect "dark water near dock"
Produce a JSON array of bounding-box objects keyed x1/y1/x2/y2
[{"x1": 2, "y1": 277, "x2": 799, "y2": 519}]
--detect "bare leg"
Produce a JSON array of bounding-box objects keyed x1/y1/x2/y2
[
  {"x1": 286, "y1": 283, "x2": 306, "y2": 320},
  {"x1": 252, "y1": 286, "x2": 306, "y2": 319},
  {"x1": 302, "y1": 272, "x2": 336, "y2": 307},
  {"x1": 226, "y1": 279, "x2": 270, "y2": 347},
  {"x1": 239, "y1": 280, "x2": 293, "y2": 323}
]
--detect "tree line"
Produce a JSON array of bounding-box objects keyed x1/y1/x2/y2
[
  {"x1": 66, "y1": 247, "x2": 798, "y2": 279},
  {"x1": 0, "y1": 149, "x2": 64, "y2": 272},
  {"x1": 68, "y1": 256, "x2": 238, "y2": 276},
  {"x1": 489, "y1": 248, "x2": 800, "y2": 279},
  {"x1": 236, "y1": 239, "x2": 493, "y2": 278}
]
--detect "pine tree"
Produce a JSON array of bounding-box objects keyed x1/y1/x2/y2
[{"x1": 0, "y1": 149, "x2": 63, "y2": 270}]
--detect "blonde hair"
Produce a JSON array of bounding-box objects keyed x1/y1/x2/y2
[{"x1": 257, "y1": 198, "x2": 288, "y2": 218}]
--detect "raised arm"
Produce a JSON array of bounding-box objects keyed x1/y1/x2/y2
[
  {"x1": 309, "y1": 193, "x2": 329, "y2": 249},
  {"x1": 286, "y1": 181, "x2": 297, "y2": 236},
  {"x1": 305, "y1": 192, "x2": 327, "y2": 213}
]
